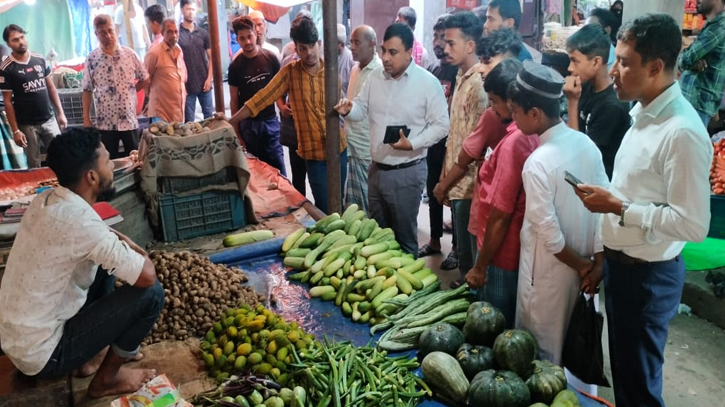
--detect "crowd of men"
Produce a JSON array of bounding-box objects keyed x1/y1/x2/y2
[{"x1": 0, "y1": 1, "x2": 720, "y2": 406}]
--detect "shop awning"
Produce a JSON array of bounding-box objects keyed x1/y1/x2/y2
[
  {"x1": 0, "y1": 0, "x2": 23, "y2": 14},
  {"x1": 233, "y1": 0, "x2": 312, "y2": 23}
]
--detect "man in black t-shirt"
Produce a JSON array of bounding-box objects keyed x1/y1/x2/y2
[
  {"x1": 564, "y1": 24, "x2": 630, "y2": 179},
  {"x1": 0, "y1": 24, "x2": 66, "y2": 168},
  {"x1": 228, "y1": 16, "x2": 285, "y2": 175},
  {"x1": 179, "y1": 0, "x2": 213, "y2": 123},
  {"x1": 419, "y1": 13, "x2": 459, "y2": 269}
]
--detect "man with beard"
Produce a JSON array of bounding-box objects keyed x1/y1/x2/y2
[
  {"x1": 0, "y1": 24, "x2": 66, "y2": 168},
  {"x1": 218, "y1": 15, "x2": 347, "y2": 214},
  {"x1": 679, "y1": 0, "x2": 725, "y2": 126},
  {"x1": 419, "y1": 13, "x2": 458, "y2": 269},
  {"x1": 0, "y1": 127, "x2": 163, "y2": 398},
  {"x1": 178, "y1": 0, "x2": 212, "y2": 122},
  {"x1": 334, "y1": 23, "x2": 449, "y2": 256},
  {"x1": 344, "y1": 24, "x2": 381, "y2": 214},
  {"x1": 227, "y1": 16, "x2": 285, "y2": 175},
  {"x1": 83, "y1": 15, "x2": 149, "y2": 159},
  {"x1": 145, "y1": 18, "x2": 187, "y2": 123}
]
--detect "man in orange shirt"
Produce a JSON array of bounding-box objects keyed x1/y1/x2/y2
[
  {"x1": 144, "y1": 18, "x2": 187, "y2": 123},
  {"x1": 217, "y1": 15, "x2": 347, "y2": 214}
]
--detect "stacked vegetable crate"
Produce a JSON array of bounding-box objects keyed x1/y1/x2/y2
[{"x1": 158, "y1": 167, "x2": 246, "y2": 241}]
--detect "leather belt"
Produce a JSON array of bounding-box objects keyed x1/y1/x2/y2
[
  {"x1": 603, "y1": 246, "x2": 676, "y2": 266},
  {"x1": 374, "y1": 158, "x2": 424, "y2": 171}
]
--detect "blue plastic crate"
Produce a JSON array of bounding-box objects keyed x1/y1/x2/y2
[
  {"x1": 708, "y1": 194, "x2": 725, "y2": 238},
  {"x1": 159, "y1": 190, "x2": 245, "y2": 241},
  {"x1": 159, "y1": 167, "x2": 237, "y2": 195}
]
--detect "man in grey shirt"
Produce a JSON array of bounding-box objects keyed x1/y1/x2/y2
[{"x1": 335, "y1": 23, "x2": 449, "y2": 256}]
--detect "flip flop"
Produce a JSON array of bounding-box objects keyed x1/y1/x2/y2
[
  {"x1": 450, "y1": 277, "x2": 466, "y2": 289},
  {"x1": 418, "y1": 244, "x2": 441, "y2": 258},
  {"x1": 440, "y1": 252, "x2": 458, "y2": 270}
]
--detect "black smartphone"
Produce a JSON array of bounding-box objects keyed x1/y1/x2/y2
[
  {"x1": 384, "y1": 125, "x2": 411, "y2": 144},
  {"x1": 564, "y1": 171, "x2": 585, "y2": 191}
]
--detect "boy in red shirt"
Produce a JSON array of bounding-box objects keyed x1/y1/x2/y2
[{"x1": 465, "y1": 58, "x2": 539, "y2": 327}]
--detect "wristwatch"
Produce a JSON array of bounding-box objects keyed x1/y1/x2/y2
[{"x1": 619, "y1": 201, "x2": 631, "y2": 226}]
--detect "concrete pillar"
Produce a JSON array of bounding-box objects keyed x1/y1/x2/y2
[{"x1": 623, "y1": 0, "x2": 686, "y2": 28}]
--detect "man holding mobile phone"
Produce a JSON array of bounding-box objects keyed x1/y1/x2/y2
[
  {"x1": 575, "y1": 15, "x2": 712, "y2": 407},
  {"x1": 334, "y1": 23, "x2": 449, "y2": 256}
]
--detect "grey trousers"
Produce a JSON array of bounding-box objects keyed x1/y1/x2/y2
[
  {"x1": 18, "y1": 117, "x2": 60, "y2": 168},
  {"x1": 368, "y1": 160, "x2": 427, "y2": 256}
]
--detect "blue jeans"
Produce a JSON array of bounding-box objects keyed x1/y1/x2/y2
[
  {"x1": 185, "y1": 90, "x2": 214, "y2": 123},
  {"x1": 604, "y1": 255, "x2": 684, "y2": 407},
  {"x1": 306, "y1": 149, "x2": 348, "y2": 214},
  {"x1": 36, "y1": 269, "x2": 164, "y2": 379},
  {"x1": 305, "y1": 149, "x2": 347, "y2": 213},
  {"x1": 240, "y1": 117, "x2": 287, "y2": 176}
]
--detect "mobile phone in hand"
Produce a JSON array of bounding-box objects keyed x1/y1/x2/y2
[{"x1": 564, "y1": 170, "x2": 586, "y2": 192}]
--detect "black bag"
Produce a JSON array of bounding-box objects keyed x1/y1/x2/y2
[{"x1": 561, "y1": 292, "x2": 610, "y2": 387}]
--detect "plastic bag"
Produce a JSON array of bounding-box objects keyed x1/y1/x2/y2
[{"x1": 561, "y1": 292, "x2": 610, "y2": 387}]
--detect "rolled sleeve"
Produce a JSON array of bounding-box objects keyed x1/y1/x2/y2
[
  {"x1": 490, "y1": 141, "x2": 525, "y2": 214},
  {"x1": 83, "y1": 220, "x2": 145, "y2": 285},
  {"x1": 245, "y1": 66, "x2": 289, "y2": 117},
  {"x1": 82, "y1": 60, "x2": 93, "y2": 92},
  {"x1": 522, "y1": 164, "x2": 566, "y2": 254}
]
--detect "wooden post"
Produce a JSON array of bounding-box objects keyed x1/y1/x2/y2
[
  {"x1": 122, "y1": 0, "x2": 135, "y2": 50},
  {"x1": 323, "y1": 0, "x2": 342, "y2": 214},
  {"x1": 207, "y1": 0, "x2": 225, "y2": 112}
]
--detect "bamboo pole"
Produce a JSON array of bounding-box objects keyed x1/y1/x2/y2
[{"x1": 323, "y1": 0, "x2": 342, "y2": 214}]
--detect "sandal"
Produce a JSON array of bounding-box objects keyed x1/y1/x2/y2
[
  {"x1": 418, "y1": 244, "x2": 441, "y2": 258},
  {"x1": 450, "y1": 277, "x2": 466, "y2": 289},
  {"x1": 440, "y1": 251, "x2": 458, "y2": 270}
]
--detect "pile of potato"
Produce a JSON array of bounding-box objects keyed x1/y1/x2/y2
[
  {"x1": 147, "y1": 120, "x2": 211, "y2": 137},
  {"x1": 145, "y1": 251, "x2": 264, "y2": 345}
]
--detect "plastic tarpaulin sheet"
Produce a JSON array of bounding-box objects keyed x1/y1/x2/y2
[
  {"x1": 67, "y1": 0, "x2": 92, "y2": 58},
  {"x1": 215, "y1": 246, "x2": 614, "y2": 407},
  {"x1": 0, "y1": 0, "x2": 75, "y2": 61}
]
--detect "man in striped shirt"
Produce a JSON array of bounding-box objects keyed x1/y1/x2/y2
[{"x1": 217, "y1": 15, "x2": 347, "y2": 214}]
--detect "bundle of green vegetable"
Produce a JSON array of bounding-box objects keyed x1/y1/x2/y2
[
  {"x1": 288, "y1": 338, "x2": 431, "y2": 407},
  {"x1": 374, "y1": 283, "x2": 472, "y2": 351},
  {"x1": 280, "y1": 204, "x2": 441, "y2": 328}
]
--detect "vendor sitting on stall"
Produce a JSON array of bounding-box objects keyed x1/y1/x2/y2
[{"x1": 0, "y1": 127, "x2": 163, "y2": 398}]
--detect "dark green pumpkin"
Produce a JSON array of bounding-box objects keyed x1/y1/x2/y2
[
  {"x1": 419, "y1": 322, "x2": 465, "y2": 358},
  {"x1": 463, "y1": 301, "x2": 506, "y2": 347},
  {"x1": 493, "y1": 329, "x2": 539, "y2": 379},
  {"x1": 456, "y1": 343, "x2": 494, "y2": 380},
  {"x1": 525, "y1": 360, "x2": 568, "y2": 404},
  {"x1": 468, "y1": 369, "x2": 531, "y2": 407}
]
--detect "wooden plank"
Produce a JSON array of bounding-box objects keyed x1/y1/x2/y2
[{"x1": 323, "y1": 0, "x2": 342, "y2": 215}]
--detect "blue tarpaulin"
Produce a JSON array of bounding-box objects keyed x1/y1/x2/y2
[{"x1": 214, "y1": 245, "x2": 612, "y2": 407}]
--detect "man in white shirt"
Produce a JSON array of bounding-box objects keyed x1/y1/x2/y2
[
  {"x1": 344, "y1": 25, "x2": 381, "y2": 215},
  {"x1": 575, "y1": 14, "x2": 712, "y2": 407},
  {"x1": 114, "y1": 0, "x2": 151, "y2": 60},
  {"x1": 335, "y1": 23, "x2": 449, "y2": 255},
  {"x1": 0, "y1": 127, "x2": 162, "y2": 398},
  {"x1": 510, "y1": 61, "x2": 608, "y2": 366}
]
